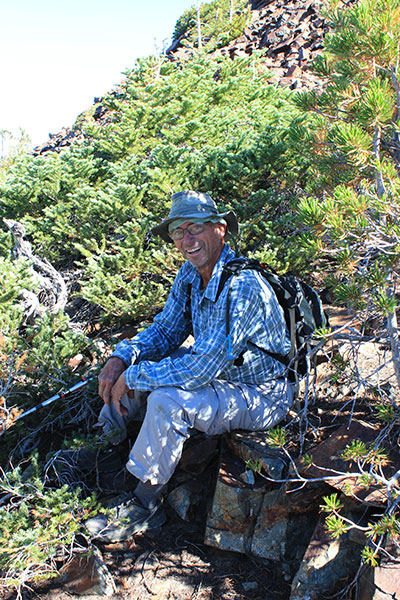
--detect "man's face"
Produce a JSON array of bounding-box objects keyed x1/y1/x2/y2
[{"x1": 173, "y1": 221, "x2": 226, "y2": 279}]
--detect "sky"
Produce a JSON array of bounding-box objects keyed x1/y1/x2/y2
[{"x1": 0, "y1": 0, "x2": 195, "y2": 153}]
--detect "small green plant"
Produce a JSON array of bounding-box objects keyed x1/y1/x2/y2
[
  {"x1": 329, "y1": 352, "x2": 351, "y2": 383},
  {"x1": 341, "y1": 439, "x2": 368, "y2": 461},
  {"x1": 324, "y1": 514, "x2": 350, "y2": 539},
  {"x1": 245, "y1": 458, "x2": 263, "y2": 473},
  {"x1": 313, "y1": 326, "x2": 331, "y2": 340},
  {"x1": 375, "y1": 403, "x2": 396, "y2": 424},
  {"x1": 341, "y1": 440, "x2": 390, "y2": 468},
  {"x1": 265, "y1": 426, "x2": 286, "y2": 448},
  {"x1": 301, "y1": 453, "x2": 313, "y2": 467},
  {"x1": 321, "y1": 492, "x2": 344, "y2": 514},
  {"x1": 361, "y1": 546, "x2": 380, "y2": 567},
  {"x1": 321, "y1": 494, "x2": 350, "y2": 539},
  {"x1": 0, "y1": 453, "x2": 100, "y2": 596},
  {"x1": 331, "y1": 353, "x2": 349, "y2": 371}
]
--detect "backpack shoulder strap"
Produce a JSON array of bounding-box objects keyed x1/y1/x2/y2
[
  {"x1": 217, "y1": 258, "x2": 268, "y2": 300},
  {"x1": 219, "y1": 258, "x2": 281, "y2": 364},
  {"x1": 183, "y1": 282, "x2": 193, "y2": 332}
]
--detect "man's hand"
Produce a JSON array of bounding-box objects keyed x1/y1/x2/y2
[
  {"x1": 98, "y1": 357, "x2": 127, "y2": 405},
  {"x1": 110, "y1": 373, "x2": 131, "y2": 416}
]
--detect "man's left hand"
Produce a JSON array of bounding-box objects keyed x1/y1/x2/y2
[{"x1": 111, "y1": 373, "x2": 131, "y2": 416}]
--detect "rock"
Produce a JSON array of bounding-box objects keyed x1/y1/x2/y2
[
  {"x1": 167, "y1": 480, "x2": 203, "y2": 521},
  {"x1": 296, "y1": 419, "x2": 391, "y2": 505},
  {"x1": 68, "y1": 353, "x2": 84, "y2": 369},
  {"x1": 204, "y1": 447, "x2": 266, "y2": 553},
  {"x1": 240, "y1": 469, "x2": 256, "y2": 485},
  {"x1": 338, "y1": 341, "x2": 398, "y2": 395},
  {"x1": 359, "y1": 536, "x2": 400, "y2": 600},
  {"x1": 179, "y1": 434, "x2": 219, "y2": 475},
  {"x1": 227, "y1": 429, "x2": 289, "y2": 480},
  {"x1": 250, "y1": 488, "x2": 291, "y2": 561},
  {"x1": 285, "y1": 65, "x2": 303, "y2": 77},
  {"x1": 251, "y1": 481, "x2": 327, "y2": 562},
  {"x1": 290, "y1": 514, "x2": 363, "y2": 599},
  {"x1": 242, "y1": 581, "x2": 259, "y2": 591},
  {"x1": 205, "y1": 443, "x2": 328, "y2": 560},
  {"x1": 60, "y1": 548, "x2": 116, "y2": 596}
]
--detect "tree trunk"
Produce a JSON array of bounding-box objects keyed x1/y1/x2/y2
[
  {"x1": 387, "y1": 300, "x2": 400, "y2": 392},
  {"x1": 197, "y1": 0, "x2": 202, "y2": 49},
  {"x1": 390, "y1": 67, "x2": 400, "y2": 167},
  {"x1": 229, "y1": 0, "x2": 234, "y2": 23},
  {"x1": 373, "y1": 124, "x2": 387, "y2": 198}
]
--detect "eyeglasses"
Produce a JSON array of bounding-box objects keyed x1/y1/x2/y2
[{"x1": 170, "y1": 222, "x2": 207, "y2": 241}]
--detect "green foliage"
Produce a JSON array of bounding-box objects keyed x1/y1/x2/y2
[
  {"x1": 342, "y1": 440, "x2": 390, "y2": 468},
  {"x1": 375, "y1": 403, "x2": 396, "y2": 423},
  {"x1": 324, "y1": 514, "x2": 350, "y2": 538},
  {"x1": 369, "y1": 513, "x2": 400, "y2": 538},
  {"x1": 0, "y1": 251, "x2": 93, "y2": 428},
  {"x1": 77, "y1": 227, "x2": 171, "y2": 322},
  {"x1": 0, "y1": 258, "x2": 35, "y2": 407},
  {"x1": 322, "y1": 492, "x2": 344, "y2": 513},
  {"x1": 301, "y1": 453, "x2": 313, "y2": 467},
  {"x1": 361, "y1": 546, "x2": 380, "y2": 567},
  {"x1": 0, "y1": 257, "x2": 34, "y2": 324},
  {"x1": 0, "y1": 453, "x2": 99, "y2": 595},
  {"x1": 172, "y1": 0, "x2": 250, "y2": 51},
  {"x1": 265, "y1": 426, "x2": 287, "y2": 448},
  {"x1": 24, "y1": 312, "x2": 89, "y2": 373},
  {"x1": 320, "y1": 455, "x2": 400, "y2": 566},
  {"x1": 1, "y1": 54, "x2": 306, "y2": 326},
  {"x1": 0, "y1": 129, "x2": 31, "y2": 180},
  {"x1": 245, "y1": 458, "x2": 263, "y2": 473},
  {"x1": 292, "y1": 0, "x2": 400, "y2": 192}
]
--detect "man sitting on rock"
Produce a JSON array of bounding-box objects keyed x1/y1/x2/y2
[{"x1": 83, "y1": 190, "x2": 294, "y2": 542}]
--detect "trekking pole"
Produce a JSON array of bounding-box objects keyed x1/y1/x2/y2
[
  {"x1": 14, "y1": 376, "x2": 94, "y2": 422},
  {"x1": 0, "y1": 377, "x2": 95, "y2": 436}
]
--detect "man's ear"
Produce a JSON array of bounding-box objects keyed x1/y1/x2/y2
[{"x1": 215, "y1": 222, "x2": 227, "y2": 238}]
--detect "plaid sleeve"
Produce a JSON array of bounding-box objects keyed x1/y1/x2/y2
[{"x1": 111, "y1": 268, "x2": 192, "y2": 366}]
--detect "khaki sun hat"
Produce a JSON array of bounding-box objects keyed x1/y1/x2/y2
[{"x1": 151, "y1": 191, "x2": 239, "y2": 243}]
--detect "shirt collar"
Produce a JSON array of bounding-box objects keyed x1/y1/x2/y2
[{"x1": 204, "y1": 244, "x2": 236, "y2": 301}]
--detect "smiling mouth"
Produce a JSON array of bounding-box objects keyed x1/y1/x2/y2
[{"x1": 187, "y1": 247, "x2": 201, "y2": 254}]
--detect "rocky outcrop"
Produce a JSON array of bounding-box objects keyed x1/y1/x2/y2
[
  {"x1": 203, "y1": 415, "x2": 399, "y2": 600},
  {"x1": 33, "y1": 0, "x2": 357, "y2": 156},
  {"x1": 32, "y1": 126, "x2": 85, "y2": 156},
  {"x1": 168, "y1": 0, "x2": 358, "y2": 91}
]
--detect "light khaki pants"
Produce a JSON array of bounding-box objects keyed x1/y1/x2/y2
[{"x1": 98, "y1": 376, "x2": 293, "y2": 485}]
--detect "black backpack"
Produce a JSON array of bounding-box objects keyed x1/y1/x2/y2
[{"x1": 215, "y1": 258, "x2": 328, "y2": 383}]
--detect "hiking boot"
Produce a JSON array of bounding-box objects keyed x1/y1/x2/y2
[
  {"x1": 85, "y1": 491, "x2": 166, "y2": 542},
  {"x1": 47, "y1": 441, "x2": 137, "y2": 494}
]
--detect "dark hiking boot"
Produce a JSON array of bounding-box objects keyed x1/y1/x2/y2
[
  {"x1": 47, "y1": 441, "x2": 137, "y2": 494},
  {"x1": 85, "y1": 491, "x2": 166, "y2": 542}
]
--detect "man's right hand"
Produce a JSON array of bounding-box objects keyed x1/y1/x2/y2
[{"x1": 98, "y1": 357, "x2": 127, "y2": 405}]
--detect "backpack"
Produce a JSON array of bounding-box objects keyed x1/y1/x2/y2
[{"x1": 215, "y1": 258, "x2": 328, "y2": 383}]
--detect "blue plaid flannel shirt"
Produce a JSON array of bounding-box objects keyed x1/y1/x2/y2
[{"x1": 112, "y1": 244, "x2": 290, "y2": 391}]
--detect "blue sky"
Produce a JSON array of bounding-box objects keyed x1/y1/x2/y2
[{"x1": 0, "y1": 0, "x2": 195, "y2": 151}]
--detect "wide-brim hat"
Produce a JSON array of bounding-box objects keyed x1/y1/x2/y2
[{"x1": 151, "y1": 191, "x2": 239, "y2": 243}]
